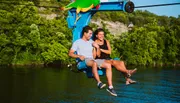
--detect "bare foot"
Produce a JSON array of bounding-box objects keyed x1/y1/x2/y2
[
  {"x1": 126, "y1": 79, "x2": 137, "y2": 85},
  {"x1": 127, "y1": 68, "x2": 137, "y2": 77}
]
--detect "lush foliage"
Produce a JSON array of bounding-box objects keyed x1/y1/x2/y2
[
  {"x1": 105, "y1": 17, "x2": 180, "y2": 65},
  {"x1": 0, "y1": 0, "x2": 180, "y2": 65},
  {"x1": 0, "y1": 0, "x2": 72, "y2": 65}
]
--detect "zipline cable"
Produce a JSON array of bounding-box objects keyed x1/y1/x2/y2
[{"x1": 135, "y1": 2, "x2": 180, "y2": 8}]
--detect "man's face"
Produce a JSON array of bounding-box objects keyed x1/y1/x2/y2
[{"x1": 84, "y1": 30, "x2": 93, "y2": 40}]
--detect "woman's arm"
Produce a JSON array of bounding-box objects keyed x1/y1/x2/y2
[
  {"x1": 100, "y1": 40, "x2": 111, "y2": 54},
  {"x1": 93, "y1": 47, "x2": 101, "y2": 58}
]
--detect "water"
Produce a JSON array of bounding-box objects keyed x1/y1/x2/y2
[{"x1": 0, "y1": 66, "x2": 179, "y2": 103}]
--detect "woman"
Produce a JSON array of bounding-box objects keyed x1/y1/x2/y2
[{"x1": 93, "y1": 28, "x2": 136, "y2": 85}]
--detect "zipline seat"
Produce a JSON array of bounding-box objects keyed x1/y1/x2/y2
[
  {"x1": 77, "y1": 60, "x2": 105, "y2": 78},
  {"x1": 67, "y1": 0, "x2": 133, "y2": 77}
]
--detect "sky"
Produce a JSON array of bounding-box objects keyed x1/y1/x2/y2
[{"x1": 104, "y1": 0, "x2": 180, "y2": 18}]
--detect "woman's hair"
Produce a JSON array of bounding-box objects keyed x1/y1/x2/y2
[{"x1": 93, "y1": 28, "x2": 105, "y2": 41}]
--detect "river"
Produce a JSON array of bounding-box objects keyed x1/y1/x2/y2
[{"x1": 0, "y1": 66, "x2": 179, "y2": 103}]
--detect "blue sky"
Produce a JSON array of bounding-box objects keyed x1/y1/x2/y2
[
  {"x1": 133, "y1": 0, "x2": 180, "y2": 17},
  {"x1": 107, "y1": 0, "x2": 180, "y2": 17}
]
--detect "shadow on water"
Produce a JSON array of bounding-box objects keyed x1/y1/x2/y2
[{"x1": 0, "y1": 66, "x2": 179, "y2": 103}]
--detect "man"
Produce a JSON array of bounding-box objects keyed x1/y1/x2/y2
[{"x1": 68, "y1": 26, "x2": 117, "y2": 96}]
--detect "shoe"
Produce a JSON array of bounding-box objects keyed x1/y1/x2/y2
[
  {"x1": 106, "y1": 88, "x2": 117, "y2": 96},
  {"x1": 127, "y1": 68, "x2": 137, "y2": 77},
  {"x1": 98, "y1": 82, "x2": 106, "y2": 89}
]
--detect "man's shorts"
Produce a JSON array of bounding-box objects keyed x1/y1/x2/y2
[
  {"x1": 84, "y1": 58, "x2": 95, "y2": 64},
  {"x1": 84, "y1": 58, "x2": 105, "y2": 69}
]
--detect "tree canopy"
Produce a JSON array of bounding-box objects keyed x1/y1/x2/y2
[{"x1": 0, "y1": 0, "x2": 179, "y2": 65}]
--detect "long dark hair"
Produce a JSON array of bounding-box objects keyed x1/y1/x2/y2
[{"x1": 93, "y1": 28, "x2": 106, "y2": 41}]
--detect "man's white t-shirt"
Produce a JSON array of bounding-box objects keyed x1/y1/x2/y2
[{"x1": 71, "y1": 39, "x2": 94, "y2": 59}]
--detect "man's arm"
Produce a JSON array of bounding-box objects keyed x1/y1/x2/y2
[
  {"x1": 68, "y1": 49, "x2": 79, "y2": 58},
  {"x1": 68, "y1": 49, "x2": 85, "y2": 60}
]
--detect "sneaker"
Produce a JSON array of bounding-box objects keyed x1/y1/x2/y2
[
  {"x1": 98, "y1": 82, "x2": 106, "y2": 89},
  {"x1": 106, "y1": 88, "x2": 117, "y2": 96}
]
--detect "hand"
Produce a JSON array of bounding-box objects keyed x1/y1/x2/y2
[
  {"x1": 78, "y1": 55, "x2": 85, "y2": 61},
  {"x1": 92, "y1": 42, "x2": 99, "y2": 49}
]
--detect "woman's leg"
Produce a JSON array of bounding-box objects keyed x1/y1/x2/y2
[
  {"x1": 104, "y1": 60, "x2": 137, "y2": 85},
  {"x1": 100, "y1": 61, "x2": 117, "y2": 96},
  {"x1": 105, "y1": 60, "x2": 136, "y2": 77},
  {"x1": 104, "y1": 60, "x2": 127, "y2": 73},
  {"x1": 125, "y1": 77, "x2": 137, "y2": 85},
  {"x1": 122, "y1": 72, "x2": 136, "y2": 85},
  {"x1": 112, "y1": 60, "x2": 128, "y2": 73}
]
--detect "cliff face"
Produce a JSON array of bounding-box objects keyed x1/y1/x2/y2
[
  {"x1": 39, "y1": 12, "x2": 129, "y2": 35},
  {"x1": 91, "y1": 19, "x2": 128, "y2": 35}
]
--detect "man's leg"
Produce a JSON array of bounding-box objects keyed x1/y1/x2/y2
[
  {"x1": 86, "y1": 60, "x2": 106, "y2": 89},
  {"x1": 86, "y1": 60, "x2": 100, "y2": 82}
]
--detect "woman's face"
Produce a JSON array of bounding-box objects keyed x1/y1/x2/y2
[{"x1": 96, "y1": 31, "x2": 104, "y2": 41}]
